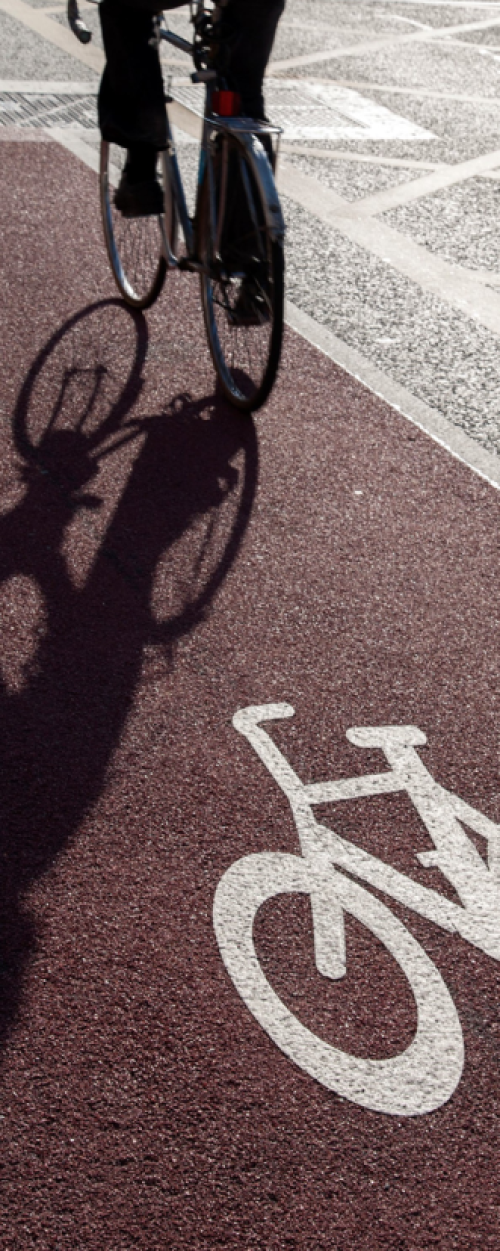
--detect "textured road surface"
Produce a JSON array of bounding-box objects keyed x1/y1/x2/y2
[
  {"x1": 4, "y1": 0, "x2": 500, "y2": 471},
  {"x1": 0, "y1": 138, "x2": 499, "y2": 1249}
]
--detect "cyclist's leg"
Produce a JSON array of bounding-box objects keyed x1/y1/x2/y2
[
  {"x1": 98, "y1": 0, "x2": 167, "y2": 150},
  {"x1": 98, "y1": 0, "x2": 185, "y2": 215},
  {"x1": 98, "y1": 0, "x2": 179, "y2": 299},
  {"x1": 219, "y1": 0, "x2": 286, "y2": 120},
  {"x1": 212, "y1": 0, "x2": 285, "y2": 329}
]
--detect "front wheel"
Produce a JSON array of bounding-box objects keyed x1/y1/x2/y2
[
  {"x1": 213, "y1": 852, "x2": 464, "y2": 1116},
  {"x1": 197, "y1": 139, "x2": 284, "y2": 413},
  {"x1": 100, "y1": 141, "x2": 173, "y2": 310}
]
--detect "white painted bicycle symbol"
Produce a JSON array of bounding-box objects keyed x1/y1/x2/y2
[{"x1": 213, "y1": 704, "x2": 500, "y2": 1117}]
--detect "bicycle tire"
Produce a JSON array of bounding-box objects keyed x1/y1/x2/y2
[
  {"x1": 197, "y1": 137, "x2": 284, "y2": 413},
  {"x1": 100, "y1": 141, "x2": 173, "y2": 311},
  {"x1": 213, "y1": 851, "x2": 464, "y2": 1116}
]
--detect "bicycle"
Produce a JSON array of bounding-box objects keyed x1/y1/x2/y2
[
  {"x1": 68, "y1": 0, "x2": 285, "y2": 412},
  {"x1": 213, "y1": 703, "x2": 500, "y2": 1117}
]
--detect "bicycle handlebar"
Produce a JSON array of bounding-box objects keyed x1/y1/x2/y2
[{"x1": 67, "y1": 0, "x2": 92, "y2": 44}]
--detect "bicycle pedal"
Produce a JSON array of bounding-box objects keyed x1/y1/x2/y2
[
  {"x1": 178, "y1": 255, "x2": 200, "y2": 272},
  {"x1": 191, "y1": 69, "x2": 217, "y2": 84}
]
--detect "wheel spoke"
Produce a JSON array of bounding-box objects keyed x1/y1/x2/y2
[
  {"x1": 100, "y1": 141, "x2": 170, "y2": 310},
  {"x1": 197, "y1": 137, "x2": 284, "y2": 411}
]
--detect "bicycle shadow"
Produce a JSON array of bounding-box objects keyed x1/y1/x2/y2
[{"x1": 0, "y1": 298, "x2": 258, "y2": 1049}]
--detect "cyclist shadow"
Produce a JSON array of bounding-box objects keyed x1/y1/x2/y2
[{"x1": 0, "y1": 298, "x2": 258, "y2": 1049}]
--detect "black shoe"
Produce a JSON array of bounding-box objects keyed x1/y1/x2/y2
[{"x1": 114, "y1": 169, "x2": 164, "y2": 218}]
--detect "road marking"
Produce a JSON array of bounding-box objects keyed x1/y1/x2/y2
[
  {"x1": 0, "y1": 123, "x2": 50, "y2": 139},
  {"x1": 215, "y1": 709, "x2": 500, "y2": 1115},
  {"x1": 389, "y1": 14, "x2": 430, "y2": 29},
  {"x1": 439, "y1": 35, "x2": 500, "y2": 51},
  {"x1": 263, "y1": 80, "x2": 435, "y2": 144},
  {"x1": 347, "y1": 147, "x2": 500, "y2": 216},
  {"x1": 48, "y1": 123, "x2": 99, "y2": 169},
  {"x1": 0, "y1": 0, "x2": 102, "y2": 72},
  {"x1": 314, "y1": 78, "x2": 500, "y2": 107},
  {"x1": 380, "y1": 0, "x2": 500, "y2": 6},
  {"x1": 285, "y1": 302, "x2": 500, "y2": 492},
  {"x1": 278, "y1": 160, "x2": 500, "y2": 338},
  {"x1": 281, "y1": 145, "x2": 442, "y2": 171},
  {"x1": 0, "y1": 79, "x2": 93, "y2": 92},
  {"x1": 271, "y1": 15, "x2": 500, "y2": 72},
  {"x1": 438, "y1": 39, "x2": 500, "y2": 66}
]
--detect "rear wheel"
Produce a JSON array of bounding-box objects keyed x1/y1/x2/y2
[
  {"x1": 100, "y1": 141, "x2": 174, "y2": 310},
  {"x1": 198, "y1": 138, "x2": 284, "y2": 413}
]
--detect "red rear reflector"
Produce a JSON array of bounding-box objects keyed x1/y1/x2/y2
[{"x1": 212, "y1": 90, "x2": 241, "y2": 118}]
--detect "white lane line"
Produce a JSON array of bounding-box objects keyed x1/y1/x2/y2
[
  {"x1": 278, "y1": 160, "x2": 500, "y2": 337},
  {"x1": 389, "y1": 14, "x2": 430, "y2": 28},
  {"x1": 47, "y1": 122, "x2": 500, "y2": 493},
  {"x1": 0, "y1": 122, "x2": 51, "y2": 139},
  {"x1": 285, "y1": 301, "x2": 500, "y2": 492},
  {"x1": 281, "y1": 146, "x2": 442, "y2": 171},
  {"x1": 314, "y1": 78, "x2": 500, "y2": 106},
  {"x1": 349, "y1": 147, "x2": 500, "y2": 217},
  {"x1": 271, "y1": 16, "x2": 500, "y2": 72},
  {"x1": 378, "y1": 1, "x2": 500, "y2": 6},
  {"x1": 439, "y1": 36, "x2": 500, "y2": 56},
  {"x1": 465, "y1": 268, "x2": 500, "y2": 286},
  {"x1": 0, "y1": 0, "x2": 102, "y2": 72},
  {"x1": 48, "y1": 124, "x2": 99, "y2": 168},
  {"x1": 0, "y1": 79, "x2": 94, "y2": 91},
  {"x1": 168, "y1": 98, "x2": 202, "y2": 139}
]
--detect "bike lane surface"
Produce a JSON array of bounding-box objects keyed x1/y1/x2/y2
[{"x1": 1, "y1": 138, "x2": 499, "y2": 1249}]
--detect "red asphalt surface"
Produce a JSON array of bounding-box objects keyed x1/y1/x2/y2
[{"x1": 0, "y1": 139, "x2": 499, "y2": 1249}]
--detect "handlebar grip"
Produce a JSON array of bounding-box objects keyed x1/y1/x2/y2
[{"x1": 67, "y1": 0, "x2": 92, "y2": 44}]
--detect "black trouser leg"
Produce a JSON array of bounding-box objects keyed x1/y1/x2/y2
[
  {"x1": 221, "y1": 0, "x2": 285, "y2": 118},
  {"x1": 98, "y1": 0, "x2": 167, "y2": 149},
  {"x1": 98, "y1": 0, "x2": 286, "y2": 149}
]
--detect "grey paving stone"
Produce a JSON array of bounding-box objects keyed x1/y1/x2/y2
[
  {"x1": 286, "y1": 42, "x2": 500, "y2": 96},
  {"x1": 383, "y1": 177, "x2": 500, "y2": 271},
  {"x1": 284, "y1": 195, "x2": 500, "y2": 458},
  {"x1": 455, "y1": 24, "x2": 500, "y2": 42},
  {"x1": 367, "y1": 2, "x2": 500, "y2": 28},
  {"x1": 0, "y1": 9, "x2": 98, "y2": 80},
  {"x1": 283, "y1": 152, "x2": 415, "y2": 200}
]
